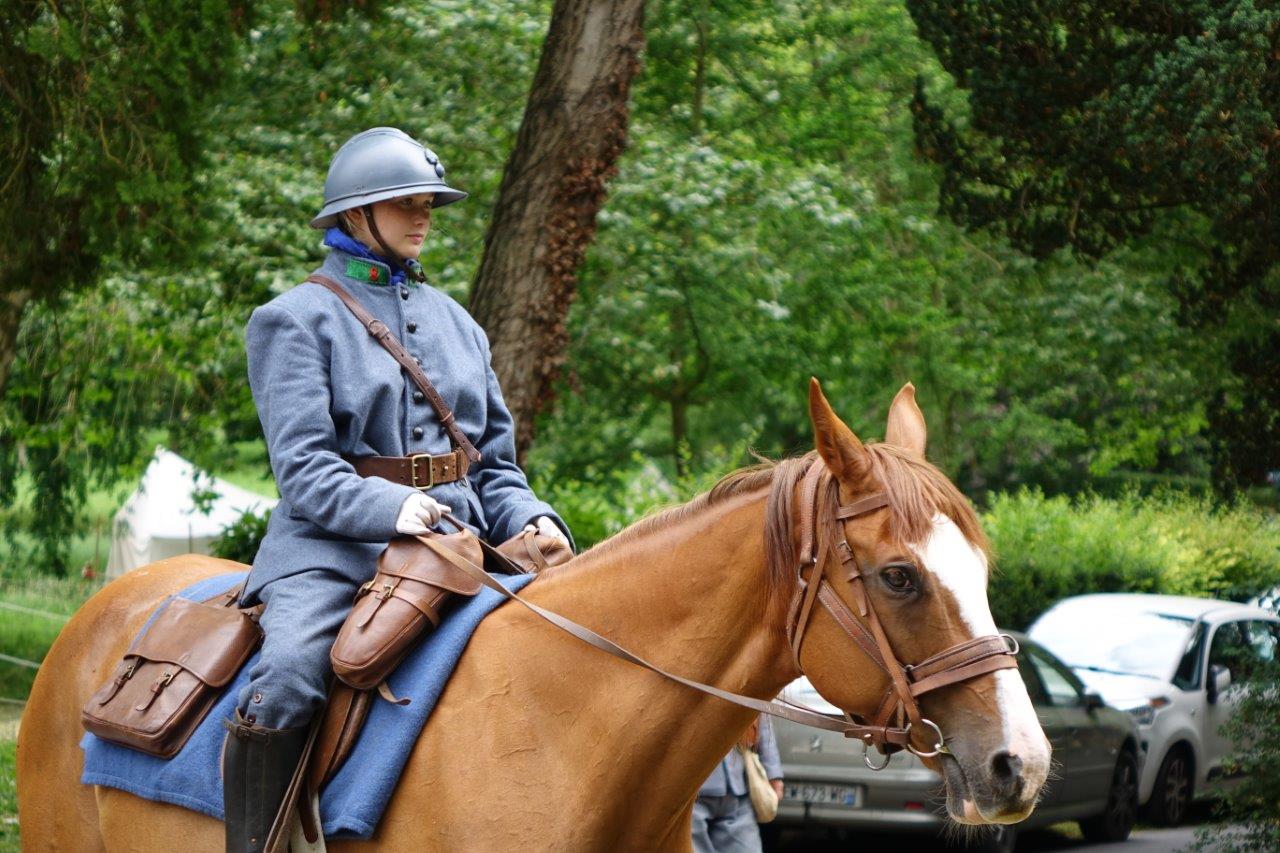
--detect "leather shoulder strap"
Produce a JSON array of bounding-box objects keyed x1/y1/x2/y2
[{"x1": 305, "y1": 274, "x2": 481, "y2": 463}]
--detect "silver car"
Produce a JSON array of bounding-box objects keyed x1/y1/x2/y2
[
  {"x1": 1029, "y1": 594, "x2": 1280, "y2": 826},
  {"x1": 771, "y1": 633, "x2": 1139, "y2": 853}
]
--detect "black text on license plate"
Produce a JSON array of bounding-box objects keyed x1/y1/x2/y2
[{"x1": 784, "y1": 783, "x2": 864, "y2": 807}]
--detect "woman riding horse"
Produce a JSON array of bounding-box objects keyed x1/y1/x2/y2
[{"x1": 227, "y1": 127, "x2": 572, "y2": 852}]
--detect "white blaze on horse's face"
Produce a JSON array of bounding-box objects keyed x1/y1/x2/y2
[{"x1": 910, "y1": 514, "x2": 1051, "y2": 824}]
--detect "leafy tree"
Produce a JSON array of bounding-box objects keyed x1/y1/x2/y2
[
  {"x1": 537, "y1": 0, "x2": 1212, "y2": 503},
  {"x1": 0, "y1": 0, "x2": 250, "y2": 394},
  {"x1": 906, "y1": 0, "x2": 1280, "y2": 493},
  {"x1": 1, "y1": 0, "x2": 554, "y2": 573}
]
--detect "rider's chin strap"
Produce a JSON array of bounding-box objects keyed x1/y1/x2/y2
[{"x1": 363, "y1": 203, "x2": 427, "y2": 283}]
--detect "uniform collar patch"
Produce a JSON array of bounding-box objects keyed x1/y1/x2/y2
[{"x1": 345, "y1": 256, "x2": 393, "y2": 285}]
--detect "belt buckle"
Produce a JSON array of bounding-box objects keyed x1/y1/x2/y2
[{"x1": 409, "y1": 453, "x2": 435, "y2": 490}]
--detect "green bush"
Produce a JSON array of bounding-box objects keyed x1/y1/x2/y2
[
  {"x1": 210, "y1": 508, "x2": 272, "y2": 565},
  {"x1": 1195, "y1": 660, "x2": 1280, "y2": 851},
  {"x1": 984, "y1": 489, "x2": 1280, "y2": 630}
]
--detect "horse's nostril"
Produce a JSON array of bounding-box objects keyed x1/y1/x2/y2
[{"x1": 990, "y1": 749, "x2": 1022, "y2": 783}]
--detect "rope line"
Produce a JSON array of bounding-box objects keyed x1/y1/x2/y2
[
  {"x1": 0, "y1": 600, "x2": 70, "y2": 622},
  {"x1": 0, "y1": 652, "x2": 41, "y2": 670}
]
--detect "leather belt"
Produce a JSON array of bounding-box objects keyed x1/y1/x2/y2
[{"x1": 345, "y1": 450, "x2": 470, "y2": 490}]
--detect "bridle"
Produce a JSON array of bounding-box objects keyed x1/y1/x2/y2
[
  {"x1": 782, "y1": 459, "x2": 1019, "y2": 768},
  {"x1": 430, "y1": 457, "x2": 1018, "y2": 770}
]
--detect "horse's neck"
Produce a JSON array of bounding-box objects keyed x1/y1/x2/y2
[{"x1": 525, "y1": 490, "x2": 794, "y2": 823}]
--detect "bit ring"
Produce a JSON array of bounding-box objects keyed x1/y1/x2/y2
[{"x1": 906, "y1": 718, "x2": 946, "y2": 758}]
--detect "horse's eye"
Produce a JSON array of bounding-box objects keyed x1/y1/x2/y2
[{"x1": 881, "y1": 565, "x2": 915, "y2": 593}]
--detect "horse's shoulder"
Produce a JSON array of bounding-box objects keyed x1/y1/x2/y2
[{"x1": 69, "y1": 556, "x2": 247, "y2": 645}]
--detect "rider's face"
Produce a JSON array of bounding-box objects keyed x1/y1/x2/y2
[{"x1": 346, "y1": 193, "x2": 434, "y2": 260}]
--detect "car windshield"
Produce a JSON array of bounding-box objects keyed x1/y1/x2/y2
[{"x1": 1031, "y1": 608, "x2": 1195, "y2": 681}]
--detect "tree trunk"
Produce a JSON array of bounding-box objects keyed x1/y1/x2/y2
[{"x1": 469, "y1": 0, "x2": 646, "y2": 460}]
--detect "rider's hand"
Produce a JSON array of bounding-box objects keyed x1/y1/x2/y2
[
  {"x1": 523, "y1": 515, "x2": 569, "y2": 547},
  {"x1": 395, "y1": 492, "x2": 448, "y2": 535}
]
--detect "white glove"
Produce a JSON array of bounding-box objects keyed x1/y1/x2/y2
[
  {"x1": 395, "y1": 492, "x2": 448, "y2": 536},
  {"x1": 522, "y1": 515, "x2": 569, "y2": 547}
]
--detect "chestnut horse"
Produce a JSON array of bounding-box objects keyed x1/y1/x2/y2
[{"x1": 18, "y1": 380, "x2": 1050, "y2": 851}]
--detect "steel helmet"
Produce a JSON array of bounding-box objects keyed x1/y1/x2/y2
[{"x1": 309, "y1": 127, "x2": 467, "y2": 229}]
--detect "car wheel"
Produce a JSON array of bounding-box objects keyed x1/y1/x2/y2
[
  {"x1": 1144, "y1": 745, "x2": 1192, "y2": 826},
  {"x1": 1080, "y1": 749, "x2": 1138, "y2": 842}
]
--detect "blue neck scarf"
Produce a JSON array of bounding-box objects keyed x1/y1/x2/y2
[{"x1": 323, "y1": 227, "x2": 421, "y2": 286}]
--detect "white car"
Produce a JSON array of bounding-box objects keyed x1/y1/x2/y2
[{"x1": 1029, "y1": 593, "x2": 1280, "y2": 826}]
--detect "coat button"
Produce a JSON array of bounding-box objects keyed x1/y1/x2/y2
[
  {"x1": 412, "y1": 426, "x2": 425, "y2": 440},
  {"x1": 407, "y1": 322, "x2": 417, "y2": 333},
  {"x1": 400, "y1": 287, "x2": 410, "y2": 300},
  {"x1": 413, "y1": 391, "x2": 425, "y2": 404}
]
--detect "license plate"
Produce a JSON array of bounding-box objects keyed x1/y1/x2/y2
[{"x1": 783, "y1": 782, "x2": 865, "y2": 807}]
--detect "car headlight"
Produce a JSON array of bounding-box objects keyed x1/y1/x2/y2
[{"x1": 1124, "y1": 696, "x2": 1170, "y2": 727}]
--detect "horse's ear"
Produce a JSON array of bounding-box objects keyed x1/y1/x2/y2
[
  {"x1": 808, "y1": 378, "x2": 872, "y2": 485},
  {"x1": 885, "y1": 382, "x2": 927, "y2": 459}
]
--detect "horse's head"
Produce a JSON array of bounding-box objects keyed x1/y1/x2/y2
[{"x1": 787, "y1": 379, "x2": 1050, "y2": 825}]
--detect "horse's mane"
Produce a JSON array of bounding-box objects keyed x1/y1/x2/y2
[{"x1": 575, "y1": 445, "x2": 988, "y2": 613}]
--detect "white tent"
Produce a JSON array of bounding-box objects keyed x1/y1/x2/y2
[{"x1": 106, "y1": 447, "x2": 277, "y2": 578}]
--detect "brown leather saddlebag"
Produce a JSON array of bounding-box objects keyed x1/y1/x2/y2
[
  {"x1": 81, "y1": 589, "x2": 263, "y2": 757},
  {"x1": 491, "y1": 528, "x2": 574, "y2": 574},
  {"x1": 330, "y1": 531, "x2": 485, "y2": 691}
]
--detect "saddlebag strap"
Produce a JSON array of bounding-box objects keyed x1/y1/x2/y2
[
  {"x1": 331, "y1": 532, "x2": 485, "y2": 691},
  {"x1": 306, "y1": 274, "x2": 481, "y2": 464},
  {"x1": 344, "y1": 449, "x2": 469, "y2": 489},
  {"x1": 80, "y1": 584, "x2": 263, "y2": 757},
  {"x1": 427, "y1": 513, "x2": 912, "y2": 746}
]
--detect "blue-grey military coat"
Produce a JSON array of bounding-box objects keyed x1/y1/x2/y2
[
  {"x1": 243, "y1": 248, "x2": 570, "y2": 602},
  {"x1": 698, "y1": 715, "x2": 784, "y2": 797}
]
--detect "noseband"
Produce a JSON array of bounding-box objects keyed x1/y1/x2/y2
[{"x1": 784, "y1": 460, "x2": 1018, "y2": 767}]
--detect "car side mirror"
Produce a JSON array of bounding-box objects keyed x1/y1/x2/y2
[
  {"x1": 1207, "y1": 664, "x2": 1231, "y2": 705},
  {"x1": 1083, "y1": 692, "x2": 1105, "y2": 712}
]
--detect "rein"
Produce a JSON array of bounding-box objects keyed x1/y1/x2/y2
[{"x1": 432, "y1": 458, "x2": 1016, "y2": 768}]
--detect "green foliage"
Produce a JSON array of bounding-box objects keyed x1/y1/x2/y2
[
  {"x1": 210, "y1": 508, "x2": 272, "y2": 565},
  {"x1": 906, "y1": 0, "x2": 1280, "y2": 494},
  {"x1": 0, "y1": 0, "x2": 251, "y2": 574},
  {"x1": 530, "y1": 447, "x2": 747, "y2": 550},
  {"x1": 540, "y1": 0, "x2": 1212, "y2": 503},
  {"x1": 0, "y1": 0, "x2": 250, "y2": 314},
  {"x1": 1196, "y1": 660, "x2": 1280, "y2": 851},
  {"x1": 985, "y1": 489, "x2": 1280, "y2": 629},
  {"x1": 1, "y1": 0, "x2": 1266, "y2": 574},
  {"x1": 0, "y1": 739, "x2": 15, "y2": 852},
  {"x1": 0, "y1": 575, "x2": 90, "y2": 701},
  {"x1": 1, "y1": 0, "x2": 549, "y2": 574}
]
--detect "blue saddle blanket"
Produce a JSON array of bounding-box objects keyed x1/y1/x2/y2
[{"x1": 81, "y1": 569, "x2": 534, "y2": 839}]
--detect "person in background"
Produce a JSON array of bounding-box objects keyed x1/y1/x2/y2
[{"x1": 692, "y1": 714, "x2": 784, "y2": 853}]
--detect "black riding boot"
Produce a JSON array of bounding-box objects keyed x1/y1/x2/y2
[{"x1": 222, "y1": 710, "x2": 311, "y2": 853}]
